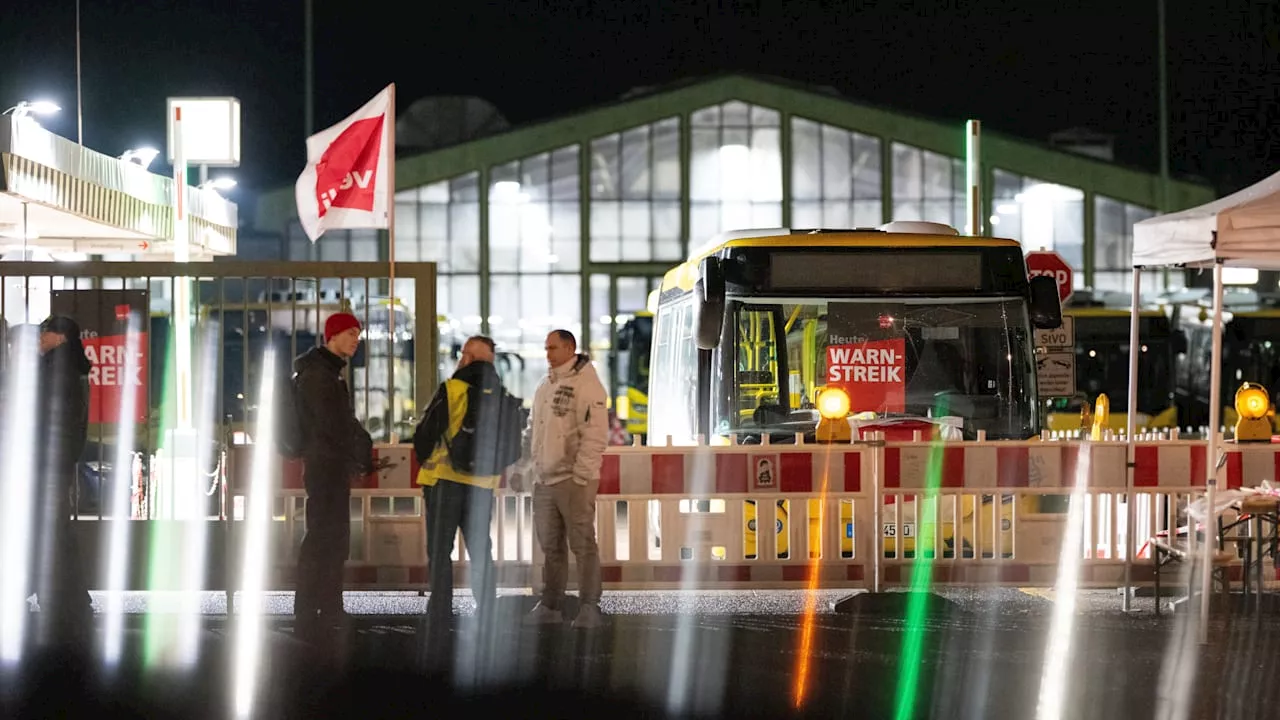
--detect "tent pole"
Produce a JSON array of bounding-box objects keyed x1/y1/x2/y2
[
  {"x1": 1123, "y1": 267, "x2": 1143, "y2": 612},
  {"x1": 1201, "y1": 257, "x2": 1225, "y2": 644}
]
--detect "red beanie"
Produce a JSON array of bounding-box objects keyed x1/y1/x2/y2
[{"x1": 324, "y1": 312, "x2": 361, "y2": 343}]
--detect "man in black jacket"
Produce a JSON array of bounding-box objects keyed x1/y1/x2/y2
[
  {"x1": 293, "y1": 312, "x2": 374, "y2": 637},
  {"x1": 33, "y1": 315, "x2": 94, "y2": 647}
]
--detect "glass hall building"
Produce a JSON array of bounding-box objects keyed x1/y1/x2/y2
[{"x1": 251, "y1": 73, "x2": 1216, "y2": 401}]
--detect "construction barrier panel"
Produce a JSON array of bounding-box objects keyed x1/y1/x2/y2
[{"x1": 221, "y1": 435, "x2": 1280, "y2": 593}]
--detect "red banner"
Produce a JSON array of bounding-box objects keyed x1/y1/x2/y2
[
  {"x1": 826, "y1": 338, "x2": 906, "y2": 413},
  {"x1": 50, "y1": 290, "x2": 149, "y2": 424}
]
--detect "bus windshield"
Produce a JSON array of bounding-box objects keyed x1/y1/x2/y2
[
  {"x1": 1072, "y1": 338, "x2": 1173, "y2": 415},
  {"x1": 618, "y1": 316, "x2": 653, "y2": 397},
  {"x1": 716, "y1": 296, "x2": 1039, "y2": 440}
]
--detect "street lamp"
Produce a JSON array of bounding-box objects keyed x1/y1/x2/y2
[
  {"x1": 3, "y1": 101, "x2": 61, "y2": 119},
  {"x1": 120, "y1": 147, "x2": 160, "y2": 169},
  {"x1": 198, "y1": 176, "x2": 236, "y2": 191}
]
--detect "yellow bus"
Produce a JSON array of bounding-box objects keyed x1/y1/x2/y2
[
  {"x1": 614, "y1": 311, "x2": 653, "y2": 440},
  {"x1": 646, "y1": 223, "x2": 1065, "y2": 559},
  {"x1": 1171, "y1": 299, "x2": 1280, "y2": 432},
  {"x1": 1044, "y1": 303, "x2": 1182, "y2": 432}
]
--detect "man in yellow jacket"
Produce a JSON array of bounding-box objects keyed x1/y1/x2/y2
[{"x1": 413, "y1": 335, "x2": 505, "y2": 629}]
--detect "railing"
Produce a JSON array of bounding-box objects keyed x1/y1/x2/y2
[
  {"x1": 217, "y1": 433, "x2": 1280, "y2": 594},
  {"x1": 0, "y1": 116, "x2": 237, "y2": 245},
  {"x1": 0, "y1": 261, "x2": 438, "y2": 526}
]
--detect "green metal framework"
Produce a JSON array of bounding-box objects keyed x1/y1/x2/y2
[
  {"x1": 259, "y1": 73, "x2": 1212, "y2": 226},
  {"x1": 255, "y1": 73, "x2": 1217, "y2": 349}
]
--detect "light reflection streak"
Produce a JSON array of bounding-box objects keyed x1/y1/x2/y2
[
  {"x1": 1034, "y1": 441, "x2": 1090, "y2": 720},
  {"x1": 1154, "y1": 513, "x2": 1201, "y2": 720},
  {"x1": 142, "y1": 308, "x2": 215, "y2": 670},
  {"x1": 102, "y1": 311, "x2": 142, "y2": 668},
  {"x1": 175, "y1": 323, "x2": 220, "y2": 665},
  {"x1": 791, "y1": 444, "x2": 833, "y2": 709},
  {"x1": 892, "y1": 430, "x2": 944, "y2": 720},
  {"x1": 0, "y1": 328, "x2": 39, "y2": 665},
  {"x1": 665, "y1": 446, "x2": 726, "y2": 717},
  {"x1": 232, "y1": 343, "x2": 276, "y2": 719}
]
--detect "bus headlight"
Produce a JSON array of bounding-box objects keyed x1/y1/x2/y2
[
  {"x1": 1234, "y1": 382, "x2": 1273, "y2": 443},
  {"x1": 817, "y1": 387, "x2": 851, "y2": 420}
]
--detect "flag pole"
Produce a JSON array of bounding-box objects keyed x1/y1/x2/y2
[{"x1": 386, "y1": 83, "x2": 397, "y2": 443}]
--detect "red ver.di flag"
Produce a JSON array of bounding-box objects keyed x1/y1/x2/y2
[
  {"x1": 825, "y1": 303, "x2": 907, "y2": 413},
  {"x1": 294, "y1": 84, "x2": 394, "y2": 241},
  {"x1": 49, "y1": 289, "x2": 149, "y2": 424}
]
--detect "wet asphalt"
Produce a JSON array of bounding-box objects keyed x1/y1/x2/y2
[{"x1": 4, "y1": 588, "x2": 1279, "y2": 719}]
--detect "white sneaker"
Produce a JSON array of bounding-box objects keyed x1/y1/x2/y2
[
  {"x1": 571, "y1": 603, "x2": 604, "y2": 629},
  {"x1": 523, "y1": 602, "x2": 563, "y2": 625}
]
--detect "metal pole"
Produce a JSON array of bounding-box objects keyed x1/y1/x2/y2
[
  {"x1": 173, "y1": 107, "x2": 191, "y2": 426},
  {"x1": 304, "y1": 0, "x2": 314, "y2": 138},
  {"x1": 75, "y1": 0, "x2": 83, "y2": 145},
  {"x1": 1157, "y1": 0, "x2": 1169, "y2": 212},
  {"x1": 386, "y1": 83, "x2": 397, "y2": 443},
  {"x1": 1201, "y1": 259, "x2": 1224, "y2": 643},
  {"x1": 1123, "y1": 267, "x2": 1143, "y2": 612},
  {"x1": 966, "y1": 120, "x2": 982, "y2": 236}
]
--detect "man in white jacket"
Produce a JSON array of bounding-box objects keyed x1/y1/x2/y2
[{"x1": 514, "y1": 329, "x2": 609, "y2": 629}]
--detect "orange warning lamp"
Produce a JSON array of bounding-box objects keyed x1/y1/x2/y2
[
  {"x1": 815, "y1": 387, "x2": 852, "y2": 443},
  {"x1": 1234, "y1": 382, "x2": 1272, "y2": 443},
  {"x1": 1090, "y1": 393, "x2": 1110, "y2": 441}
]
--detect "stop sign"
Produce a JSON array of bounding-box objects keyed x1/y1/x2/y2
[{"x1": 1025, "y1": 250, "x2": 1073, "y2": 302}]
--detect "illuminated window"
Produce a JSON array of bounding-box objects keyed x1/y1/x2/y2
[
  {"x1": 791, "y1": 118, "x2": 882, "y2": 229},
  {"x1": 590, "y1": 118, "x2": 682, "y2": 262},
  {"x1": 689, "y1": 101, "x2": 783, "y2": 242}
]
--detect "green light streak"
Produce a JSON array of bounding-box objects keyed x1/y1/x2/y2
[
  {"x1": 892, "y1": 410, "x2": 947, "y2": 720},
  {"x1": 143, "y1": 316, "x2": 179, "y2": 667}
]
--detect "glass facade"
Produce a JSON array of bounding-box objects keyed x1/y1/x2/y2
[
  {"x1": 791, "y1": 118, "x2": 883, "y2": 228},
  {"x1": 273, "y1": 94, "x2": 1202, "y2": 402},
  {"x1": 891, "y1": 142, "x2": 965, "y2": 228},
  {"x1": 689, "y1": 101, "x2": 783, "y2": 240},
  {"x1": 1094, "y1": 195, "x2": 1162, "y2": 294},
  {"x1": 991, "y1": 169, "x2": 1086, "y2": 288},
  {"x1": 590, "y1": 117, "x2": 682, "y2": 262},
  {"x1": 488, "y1": 146, "x2": 583, "y2": 398}
]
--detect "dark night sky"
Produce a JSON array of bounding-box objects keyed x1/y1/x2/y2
[{"x1": 1, "y1": 0, "x2": 1277, "y2": 208}]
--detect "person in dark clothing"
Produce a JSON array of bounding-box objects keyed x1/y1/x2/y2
[
  {"x1": 413, "y1": 336, "x2": 505, "y2": 629},
  {"x1": 292, "y1": 312, "x2": 374, "y2": 638},
  {"x1": 32, "y1": 315, "x2": 94, "y2": 647}
]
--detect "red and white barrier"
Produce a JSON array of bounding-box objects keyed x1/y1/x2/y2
[
  {"x1": 227, "y1": 443, "x2": 418, "y2": 492},
  {"x1": 600, "y1": 446, "x2": 868, "y2": 495},
  {"x1": 224, "y1": 436, "x2": 1280, "y2": 593},
  {"x1": 228, "y1": 437, "x2": 1280, "y2": 496}
]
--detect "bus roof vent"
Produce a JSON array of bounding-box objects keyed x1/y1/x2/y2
[
  {"x1": 793, "y1": 228, "x2": 885, "y2": 234},
  {"x1": 877, "y1": 221, "x2": 960, "y2": 235}
]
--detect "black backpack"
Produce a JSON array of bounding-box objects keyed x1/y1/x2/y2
[
  {"x1": 276, "y1": 372, "x2": 306, "y2": 458},
  {"x1": 445, "y1": 383, "x2": 524, "y2": 476}
]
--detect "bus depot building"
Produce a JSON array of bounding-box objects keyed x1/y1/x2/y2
[{"x1": 251, "y1": 73, "x2": 1217, "y2": 403}]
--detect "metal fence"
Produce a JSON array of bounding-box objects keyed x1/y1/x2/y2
[{"x1": 0, "y1": 260, "x2": 437, "y2": 523}]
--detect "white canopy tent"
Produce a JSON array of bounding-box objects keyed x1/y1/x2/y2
[{"x1": 1129, "y1": 167, "x2": 1280, "y2": 636}]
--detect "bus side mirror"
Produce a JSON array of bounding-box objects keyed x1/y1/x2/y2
[
  {"x1": 694, "y1": 256, "x2": 725, "y2": 350},
  {"x1": 1028, "y1": 276, "x2": 1063, "y2": 329},
  {"x1": 616, "y1": 321, "x2": 632, "y2": 352}
]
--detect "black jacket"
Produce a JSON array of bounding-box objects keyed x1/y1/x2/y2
[
  {"x1": 413, "y1": 360, "x2": 504, "y2": 463},
  {"x1": 294, "y1": 346, "x2": 374, "y2": 482},
  {"x1": 37, "y1": 342, "x2": 92, "y2": 478}
]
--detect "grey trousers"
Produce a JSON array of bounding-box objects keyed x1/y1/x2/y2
[{"x1": 532, "y1": 476, "x2": 601, "y2": 608}]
